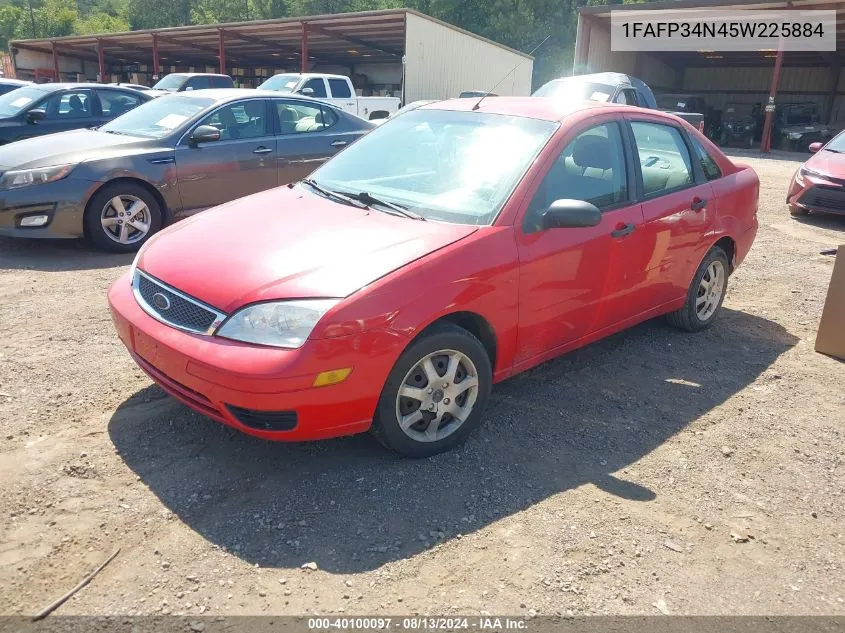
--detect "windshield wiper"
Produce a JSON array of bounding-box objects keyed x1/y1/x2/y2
[
  {"x1": 823, "y1": 148, "x2": 843, "y2": 153},
  {"x1": 299, "y1": 179, "x2": 367, "y2": 209},
  {"x1": 344, "y1": 191, "x2": 426, "y2": 221}
]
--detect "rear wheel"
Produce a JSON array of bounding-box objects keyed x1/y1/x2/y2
[
  {"x1": 789, "y1": 206, "x2": 810, "y2": 217},
  {"x1": 84, "y1": 182, "x2": 162, "y2": 253},
  {"x1": 371, "y1": 323, "x2": 492, "y2": 457},
  {"x1": 666, "y1": 246, "x2": 729, "y2": 333}
]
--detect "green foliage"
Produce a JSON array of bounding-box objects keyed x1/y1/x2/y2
[{"x1": 0, "y1": 0, "x2": 611, "y2": 86}]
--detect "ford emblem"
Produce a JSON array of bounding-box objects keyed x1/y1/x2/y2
[{"x1": 152, "y1": 292, "x2": 171, "y2": 311}]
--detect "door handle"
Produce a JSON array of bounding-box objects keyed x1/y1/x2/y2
[
  {"x1": 611, "y1": 223, "x2": 636, "y2": 238},
  {"x1": 691, "y1": 197, "x2": 707, "y2": 211},
  {"x1": 252, "y1": 146, "x2": 273, "y2": 154},
  {"x1": 331, "y1": 140, "x2": 348, "y2": 148}
]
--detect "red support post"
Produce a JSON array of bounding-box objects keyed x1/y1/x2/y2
[
  {"x1": 218, "y1": 29, "x2": 226, "y2": 75},
  {"x1": 152, "y1": 33, "x2": 160, "y2": 81},
  {"x1": 97, "y1": 38, "x2": 106, "y2": 83},
  {"x1": 51, "y1": 41, "x2": 59, "y2": 82},
  {"x1": 760, "y1": 38, "x2": 785, "y2": 153},
  {"x1": 301, "y1": 22, "x2": 309, "y2": 73}
]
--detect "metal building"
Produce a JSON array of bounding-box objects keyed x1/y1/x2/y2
[
  {"x1": 9, "y1": 8, "x2": 533, "y2": 103},
  {"x1": 573, "y1": 0, "x2": 845, "y2": 151}
]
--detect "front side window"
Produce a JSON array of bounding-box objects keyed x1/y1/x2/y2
[
  {"x1": 691, "y1": 137, "x2": 722, "y2": 181},
  {"x1": 97, "y1": 90, "x2": 142, "y2": 118},
  {"x1": 43, "y1": 90, "x2": 93, "y2": 119},
  {"x1": 186, "y1": 76, "x2": 211, "y2": 91},
  {"x1": 100, "y1": 94, "x2": 213, "y2": 138},
  {"x1": 302, "y1": 78, "x2": 327, "y2": 98},
  {"x1": 523, "y1": 121, "x2": 628, "y2": 233},
  {"x1": 631, "y1": 121, "x2": 694, "y2": 196},
  {"x1": 328, "y1": 78, "x2": 352, "y2": 98},
  {"x1": 199, "y1": 100, "x2": 269, "y2": 140},
  {"x1": 310, "y1": 109, "x2": 558, "y2": 225},
  {"x1": 275, "y1": 102, "x2": 336, "y2": 134}
]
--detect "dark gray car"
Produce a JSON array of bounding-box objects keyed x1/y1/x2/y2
[{"x1": 0, "y1": 89, "x2": 373, "y2": 252}]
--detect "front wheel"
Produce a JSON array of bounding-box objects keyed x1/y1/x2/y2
[
  {"x1": 84, "y1": 182, "x2": 163, "y2": 253},
  {"x1": 371, "y1": 323, "x2": 492, "y2": 457},
  {"x1": 666, "y1": 246, "x2": 730, "y2": 332}
]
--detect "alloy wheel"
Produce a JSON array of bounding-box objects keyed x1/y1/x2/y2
[
  {"x1": 100, "y1": 194, "x2": 151, "y2": 245},
  {"x1": 696, "y1": 260, "x2": 726, "y2": 321}
]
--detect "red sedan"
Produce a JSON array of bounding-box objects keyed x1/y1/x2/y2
[
  {"x1": 109, "y1": 98, "x2": 759, "y2": 457},
  {"x1": 787, "y1": 132, "x2": 845, "y2": 217}
]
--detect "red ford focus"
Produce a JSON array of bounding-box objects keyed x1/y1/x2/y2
[
  {"x1": 109, "y1": 98, "x2": 759, "y2": 457},
  {"x1": 787, "y1": 132, "x2": 845, "y2": 217}
]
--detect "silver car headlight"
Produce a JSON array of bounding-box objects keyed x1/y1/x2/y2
[
  {"x1": 0, "y1": 164, "x2": 74, "y2": 190},
  {"x1": 216, "y1": 299, "x2": 340, "y2": 348},
  {"x1": 788, "y1": 132, "x2": 803, "y2": 140}
]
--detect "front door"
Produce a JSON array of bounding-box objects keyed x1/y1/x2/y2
[
  {"x1": 272, "y1": 100, "x2": 352, "y2": 184},
  {"x1": 627, "y1": 116, "x2": 716, "y2": 310},
  {"x1": 514, "y1": 117, "x2": 647, "y2": 364},
  {"x1": 175, "y1": 99, "x2": 278, "y2": 212}
]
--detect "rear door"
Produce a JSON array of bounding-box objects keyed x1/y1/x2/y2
[
  {"x1": 625, "y1": 115, "x2": 716, "y2": 310},
  {"x1": 175, "y1": 98, "x2": 278, "y2": 211},
  {"x1": 272, "y1": 99, "x2": 355, "y2": 184},
  {"x1": 94, "y1": 88, "x2": 144, "y2": 122},
  {"x1": 325, "y1": 77, "x2": 357, "y2": 115}
]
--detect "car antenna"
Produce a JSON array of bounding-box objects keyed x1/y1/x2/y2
[{"x1": 472, "y1": 35, "x2": 550, "y2": 111}]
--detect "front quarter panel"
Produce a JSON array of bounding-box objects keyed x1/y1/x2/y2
[{"x1": 315, "y1": 228, "x2": 520, "y2": 382}]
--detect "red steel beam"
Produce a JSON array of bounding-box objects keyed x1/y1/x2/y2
[
  {"x1": 760, "y1": 38, "x2": 785, "y2": 153},
  {"x1": 152, "y1": 33, "x2": 160, "y2": 79},
  {"x1": 301, "y1": 21, "x2": 309, "y2": 73},
  {"x1": 219, "y1": 28, "x2": 226, "y2": 74},
  {"x1": 51, "y1": 40, "x2": 60, "y2": 81},
  {"x1": 97, "y1": 38, "x2": 105, "y2": 82}
]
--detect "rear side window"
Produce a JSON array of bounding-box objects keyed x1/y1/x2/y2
[
  {"x1": 631, "y1": 121, "x2": 694, "y2": 196},
  {"x1": 302, "y1": 78, "x2": 327, "y2": 98},
  {"x1": 328, "y1": 79, "x2": 352, "y2": 98},
  {"x1": 97, "y1": 90, "x2": 142, "y2": 118},
  {"x1": 691, "y1": 137, "x2": 722, "y2": 181}
]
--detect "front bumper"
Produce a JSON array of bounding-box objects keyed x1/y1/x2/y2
[
  {"x1": 0, "y1": 177, "x2": 98, "y2": 239},
  {"x1": 108, "y1": 271, "x2": 409, "y2": 441},
  {"x1": 787, "y1": 174, "x2": 845, "y2": 216}
]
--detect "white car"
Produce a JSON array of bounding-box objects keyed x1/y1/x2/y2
[{"x1": 258, "y1": 73, "x2": 399, "y2": 121}]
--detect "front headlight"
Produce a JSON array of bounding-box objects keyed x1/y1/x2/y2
[
  {"x1": 788, "y1": 132, "x2": 803, "y2": 140},
  {"x1": 745, "y1": 124, "x2": 753, "y2": 131},
  {"x1": 0, "y1": 164, "x2": 74, "y2": 190},
  {"x1": 129, "y1": 239, "x2": 151, "y2": 285},
  {"x1": 216, "y1": 299, "x2": 340, "y2": 348}
]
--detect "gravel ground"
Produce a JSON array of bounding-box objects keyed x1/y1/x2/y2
[{"x1": 1, "y1": 151, "x2": 844, "y2": 618}]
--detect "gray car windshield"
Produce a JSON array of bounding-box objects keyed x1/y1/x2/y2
[
  {"x1": 258, "y1": 74, "x2": 301, "y2": 92},
  {"x1": 0, "y1": 86, "x2": 47, "y2": 118},
  {"x1": 100, "y1": 95, "x2": 214, "y2": 138},
  {"x1": 310, "y1": 109, "x2": 558, "y2": 225}
]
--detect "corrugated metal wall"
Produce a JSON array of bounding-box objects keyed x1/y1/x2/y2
[{"x1": 404, "y1": 12, "x2": 533, "y2": 103}]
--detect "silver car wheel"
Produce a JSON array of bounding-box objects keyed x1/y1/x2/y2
[
  {"x1": 395, "y1": 349, "x2": 479, "y2": 443},
  {"x1": 100, "y1": 195, "x2": 150, "y2": 245},
  {"x1": 696, "y1": 260, "x2": 726, "y2": 321}
]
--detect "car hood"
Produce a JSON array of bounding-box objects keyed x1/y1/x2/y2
[
  {"x1": 139, "y1": 186, "x2": 479, "y2": 312},
  {"x1": 0, "y1": 129, "x2": 160, "y2": 170},
  {"x1": 804, "y1": 149, "x2": 845, "y2": 177},
  {"x1": 781, "y1": 123, "x2": 829, "y2": 134}
]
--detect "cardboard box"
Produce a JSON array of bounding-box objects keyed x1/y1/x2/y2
[{"x1": 815, "y1": 244, "x2": 845, "y2": 361}]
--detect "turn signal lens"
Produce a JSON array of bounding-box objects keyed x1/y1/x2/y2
[{"x1": 313, "y1": 368, "x2": 352, "y2": 387}]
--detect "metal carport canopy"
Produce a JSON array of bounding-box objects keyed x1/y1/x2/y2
[{"x1": 11, "y1": 8, "x2": 418, "y2": 79}]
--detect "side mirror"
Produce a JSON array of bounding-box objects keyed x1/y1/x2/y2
[
  {"x1": 190, "y1": 125, "x2": 221, "y2": 145},
  {"x1": 808, "y1": 142, "x2": 822, "y2": 153},
  {"x1": 26, "y1": 109, "x2": 45, "y2": 123},
  {"x1": 541, "y1": 199, "x2": 602, "y2": 230},
  {"x1": 298, "y1": 87, "x2": 314, "y2": 96}
]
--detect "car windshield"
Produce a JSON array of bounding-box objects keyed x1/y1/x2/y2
[
  {"x1": 533, "y1": 79, "x2": 616, "y2": 103},
  {"x1": 0, "y1": 85, "x2": 47, "y2": 117},
  {"x1": 724, "y1": 103, "x2": 754, "y2": 119},
  {"x1": 152, "y1": 75, "x2": 188, "y2": 91},
  {"x1": 822, "y1": 131, "x2": 845, "y2": 152},
  {"x1": 656, "y1": 95, "x2": 692, "y2": 111},
  {"x1": 100, "y1": 95, "x2": 213, "y2": 138},
  {"x1": 782, "y1": 104, "x2": 819, "y2": 125},
  {"x1": 309, "y1": 109, "x2": 558, "y2": 225},
  {"x1": 258, "y1": 74, "x2": 301, "y2": 92}
]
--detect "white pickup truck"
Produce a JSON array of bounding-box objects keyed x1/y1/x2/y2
[{"x1": 257, "y1": 73, "x2": 400, "y2": 121}]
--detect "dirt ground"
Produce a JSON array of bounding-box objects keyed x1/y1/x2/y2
[{"x1": 1, "y1": 151, "x2": 844, "y2": 618}]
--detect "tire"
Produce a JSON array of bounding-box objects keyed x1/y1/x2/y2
[
  {"x1": 84, "y1": 181, "x2": 163, "y2": 253},
  {"x1": 371, "y1": 322, "x2": 492, "y2": 458},
  {"x1": 747, "y1": 134, "x2": 755, "y2": 149},
  {"x1": 666, "y1": 246, "x2": 730, "y2": 333},
  {"x1": 719, "y1": 131, "x2": 728, "y2": 147},
  {"x1": 789, "y1": 206, "x2": 809, "y2": 217}
]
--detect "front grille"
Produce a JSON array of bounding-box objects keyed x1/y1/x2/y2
[
  {"x1": 133, "y1": 271, "x2": 225, "y2": 334},
  {"x1": 226, "y1": 405, "x2": 298, "y2": 431},
  {"x1": 800, "y1": 185, "x2": 845, "y2": 212}
]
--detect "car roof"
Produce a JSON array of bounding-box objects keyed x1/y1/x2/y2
[
  {"x1": 25, "y1": 82, "x2": 143, "y2": 93},
  {"x1": 161, "y1": 73, "x2": 231, "y2": 78},
  {"x1": 417, "y1": 96, "x2": 632, "y2": 122},
  {"x1": 164, "y1": 88, "x2": 342, "y2": 108},
  {"x1": 0, "y1": 78, "x2": 31, "y2": 85}
]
